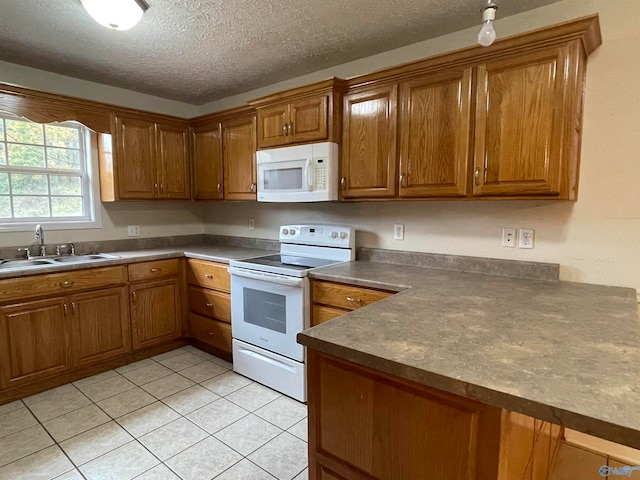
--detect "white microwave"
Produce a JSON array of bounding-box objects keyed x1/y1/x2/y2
[{"x1": 256, "y1": 142, "x2": 338, "y2": 202}]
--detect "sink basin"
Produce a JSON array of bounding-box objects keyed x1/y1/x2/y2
[
  {"x1": 0, "y1": 253, "x2": 119, "y2": 271},
  {"x1": 0, "y1": 259, "x2": 56, "y2": 269},
  {"x1": 52, "y1": 253, "x2": 119, "y2": 263}
]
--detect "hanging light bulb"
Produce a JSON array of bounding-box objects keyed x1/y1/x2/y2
[{"x1": 477, "y1": 1, "x2": 498, "y2": 47}]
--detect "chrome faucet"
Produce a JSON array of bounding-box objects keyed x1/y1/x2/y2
[{"x1": 35, "y1": 224, "x2": 46, "y2": 256}]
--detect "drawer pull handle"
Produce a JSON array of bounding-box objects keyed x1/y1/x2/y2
[
  {"x1": 63, "y1": 303, "x2": 68, "y2": 316},
  {"x1": 204, "y1": 274, "x2": 214, "y2": 279},
  {"x1": 71, "y1": 302, "x2": 76, "y2": 315},
  {"x1": 60, "y1": 280, "x2": 75, "y2": 288},
  {"x1": 206, "y1": 303, "x2": 214, "y2": 308},
  {"x1": 346, "y1": 296, "x2": 362, "y2": 304},
  {"x1": 208, "y1": 331, "x2": 214, "y2": 336},
  {"x1": 132, "y1": 291, "x2": 137, "y2": 302},
  {"x1": 150, "y1": 268, "x2": 161, "y2": 273}
]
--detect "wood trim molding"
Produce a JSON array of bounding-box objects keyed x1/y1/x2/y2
[
  {"x1": 189, "y1": 104, "x2": 256, "y2": 128},
  {"x1": 0, "y1": 83, "x2": 187, "y2": 133},
  {"x1": 247, "y1": 77, "x2": 349, "y2": 107}
]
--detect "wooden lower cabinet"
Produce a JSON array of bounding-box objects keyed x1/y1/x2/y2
[
  {"x1": 310, "y1": 279, "x2": 395, "y2": 326},
  {"x1": 130, "y1": 278, "x2": 181, "y2": 350},
  {"x1": 185, "y1": 259, "x2": 232, "y2": 357},
  {"x1": 307, "y1": 350, "x2": 563, "y2": 480},
  {"x1": 0, "y1": 297, "x2": 71, "y2": 389},
  {"x1": 71, "y1": 287, "x2": 130, "y2": 366}
]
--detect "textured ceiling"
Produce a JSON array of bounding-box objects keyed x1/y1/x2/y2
[{"x1": 0, "y1": 0, "x2": 563, "y2": 104}]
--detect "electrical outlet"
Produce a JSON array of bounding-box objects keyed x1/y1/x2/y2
[
  {"x1": 394, "y1": 224, "x2": 404, "y2": 240},
  {"x1": 518, "y1": 228, "x2": 535, "y2": 249},
  {"x1": 501, "y1": 227, "x2": 517, "y2": 247},
  {"x1": 127, "y1": 225, "x2": 140, "y2": 237},
  {"x1": 248, "y1": 218, "x2": 255, "y2": 231}
]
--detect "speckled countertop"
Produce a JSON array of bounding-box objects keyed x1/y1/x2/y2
[
  {"x1": 300, "y1": 261, "x2": 640, "y2": 449},
  {"x1": 0, "y1": 244, "x2": 274, "y2": 279}
]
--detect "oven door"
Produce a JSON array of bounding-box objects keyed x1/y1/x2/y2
[{"x1": 229, "y1": 267, "x2": 309, "y2": 362}]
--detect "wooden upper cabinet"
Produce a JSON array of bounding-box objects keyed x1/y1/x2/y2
[
  {"x1": 289, "y1": 95, "x2": 328, "y2": 143},
  {"x1": 223, "y1": 114, "x2": 257, "y2": 200},
  {"x1": 258, "y1": 104, "x2": 289, "y2": 148},
  {"x1": 191, "y1": 123, "x2": 224, "y2": 200},
  {"x1": 115, "y1": 116, "x2": 157, "y2": 199},
  {"x1": 103, "y1": 115, "x2": 190, "y2": 201},
  {"x1": 341, "y1": 85, "x2": 398, "y2": 199},
  {"x1": 257, "y1": 95, "x2": 328, "y2": 148},
  {"x1": 399, "y1": 68, "x2": 473, "y2": 197},
  {"x1": 251, "y1": 78, "x2": 345, "y2": 149},
  {"x1": 473, "y1": 44, "x2": 579, "y2": 197},
  {"x1": 156, "y1": 123, "x2": 190, "y2": 199},
  {"x1": 0, "y1": 297, "x2": 71, "y2": 388}
]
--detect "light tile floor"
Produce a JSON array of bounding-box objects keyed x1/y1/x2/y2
[{"x1": 0, "y1": 346, "x2": 309, "y2": 480}]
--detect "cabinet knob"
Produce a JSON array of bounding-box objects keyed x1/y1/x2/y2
[
  {"x1": 282, "y1": 124, "x2": 288, "y2": 134},
  {"x1": 340, "y1": 177, "x2": 346, "y2": 187},
  {"x1": 287, "y1": 123, "x2": 293, "y2": 135},
  {"x1": 346, "y1": 296, "x2": 363, "y2": 304},
  {"x1": 217, "y1": 183, "x2": 222, "y2": 193},
  {"x1": 399, "y1": 174, "x2": 405, "y2": 187},
  {"x1": 150, "y1": 268, "x2": 161, "y2": 273},
  {"x1": 208, "y1": 331, "x2": 214, "y2": 336},
  {"x1": 206, "y1": 303, "x2": 213, "y2": 308},
  {"x1": 204, "y1": 274, "x2": 214, "y2": 279},
  {"x1": 250, "y1": 183, "x2": 256, "y2": 193}
]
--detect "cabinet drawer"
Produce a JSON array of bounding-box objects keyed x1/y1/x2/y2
[
  {"x1": 188, "y1": 313, "x2": 232, "y2": 353},
  {"x1": 312, "y1": 280, "x2": 394, "y2": 311},
  {"x1": 128, "y1": 259, "x2": 180, "y2": 282},
  {"x1": 188, "y1": 286, "x2": 230, "y2": 323},
  {"x1": 312, "y1": 304, "x2": 348, "y2": 326},
  {"x1": 0, "y1": 266, "x2": 127, "y2": 304},
  {"x1": 187, "y1": 259, "x2": 230, "y2": 292}
]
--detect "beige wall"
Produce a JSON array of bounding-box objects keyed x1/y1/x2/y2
[
  {"x1": 0, "y1": 60, "x2": 198, "y2": 118},
  {"x1": 203, "y1": 0, "x2": 640, "y2": 291}
]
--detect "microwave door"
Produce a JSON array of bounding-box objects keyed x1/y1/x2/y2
[{"x1": 259, "y1": 158, "x2": 310, "y2": 194}]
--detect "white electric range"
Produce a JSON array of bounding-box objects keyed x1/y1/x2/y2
[{"x1": 228, "y1": 224, "x2": 355, "y2": 402}]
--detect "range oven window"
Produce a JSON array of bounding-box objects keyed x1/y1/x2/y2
[
  {"x1": 243, "y1": 287, "x2": 287, "y2": 334},
  {"x1": 264, "y1": 167, "x2": 302, "y2": 191}
]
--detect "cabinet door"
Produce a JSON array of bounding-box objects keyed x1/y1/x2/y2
[
  {"x1": 115, "y1": 116, "x2": 157, "y2": 199},
  {"x1": 0, "y1": 297, "x2": 71, "y2": 388},
  {"x1": 399, "y1": 68, "x2": 472, "y2": 197},
  {"x1": 257, "y1": 104, "x2": 289, "y2": 148},
  {"x1": 223, "y1": 115, "x2": 257, "y2": 200},
  {"x1": 130, "y1": 278, "x2": 181, "y2": 350},
  {"x1": 341, "y1": 85, "x2": 398, "y2": 198},
  {"x1": 290, "y1": 95, "x2": 328, "y2": 144},
  {"x1": 473, "y1": 46, "x2": 568, "y2": 196},
  {"x1": 70, "y1": 287, "x2": 130, "y2": 367},
  {"x1": 157, "y1": 123, "x2": 190, "y2": 199},
  {"x1": 192, "y1": 124, "x2": 224, "y2": 200}
]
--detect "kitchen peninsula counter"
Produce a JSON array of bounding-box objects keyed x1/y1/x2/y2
[{"x1": 300, "y1": 260, "x2": 640, "y2": 452}]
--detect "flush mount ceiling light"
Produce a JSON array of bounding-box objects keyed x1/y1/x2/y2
[
  {"x1": 477, "y1": 1, "x2": 498, "y2": 47},
  {"x1": 80, "y1": 0, "x2": 149, "y2": 31}
]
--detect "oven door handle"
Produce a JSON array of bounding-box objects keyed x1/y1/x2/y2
[{"x1": 228, "y1": 266, "x2": 305, "y2": 287}]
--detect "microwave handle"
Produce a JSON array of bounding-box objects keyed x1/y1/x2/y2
[{"x1": 305, "y1": 158, "x2": 314, "y2": 189}]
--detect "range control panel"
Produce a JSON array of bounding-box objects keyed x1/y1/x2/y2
[{"x1": 279, "y1": 224, "x2": 355, "y2": 249}]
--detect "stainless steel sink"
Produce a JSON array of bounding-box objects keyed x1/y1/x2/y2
[
  {"x1": 52, "y1": 253, "x2": 119, "y2": 263},
  {"x1": 0, "y1": 258, "x2": 56, "y2": 269},
  {"x1": 0, "y1": 253, "x2": 119, "y2": 271}
]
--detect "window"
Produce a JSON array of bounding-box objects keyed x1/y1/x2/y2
[{"x1": 0, "y1": 115, "x2": 98, "y2": 229}]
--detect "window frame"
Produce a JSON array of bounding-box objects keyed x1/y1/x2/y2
[{"x1": 0, "y1": 115, "x2": 102, "y2": 231}]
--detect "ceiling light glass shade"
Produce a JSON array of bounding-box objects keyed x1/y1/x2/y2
[{"x1": 80, "y1": 0, "x2": 148, "y2": 31}]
